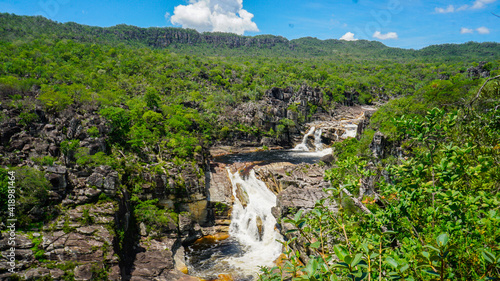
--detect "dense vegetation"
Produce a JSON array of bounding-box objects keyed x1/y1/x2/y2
[
  {"x1": 2, "y1": 13, "x2": 500, "y2": 61},
  {"x1": 260, "y1": 75, "x2": 500, "y2": 280},
  {"x1": 0, "y1": 13, "x2": 499, "y2": 280}
]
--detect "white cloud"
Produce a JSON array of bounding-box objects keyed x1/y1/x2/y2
[
  {"x1": 339, "y1": 32, "x2": 358, "y2": 41},
  {"x1": 461, "y1": 26, "x2": 491, "y2": 34},
  {"x1": 471, "y1": 0, "x2": 497, "y2": 9},
  {"x1": 435, "y1": 0, "x2": 496, "y2": 13},
  {"x1": 476, "y1": 26, "x2": 490, "y2": 34},
  {"x1": 372, "y1": 31, "x2": 398, "y2": 40},
  {"x1": 460, "y1": 27, "x2": 474, "y2": 34},
  {"x1": 170, "y1": 0, "x2": 259, "y2": 35},
  {"x1": 164, "y1": 12, "x2": 170, "y2": 20},
  {"x1": 435, "y1": 5, "x2": 455, "y2": 13}
]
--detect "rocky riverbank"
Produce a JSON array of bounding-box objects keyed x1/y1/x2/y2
[{"x1": 0, "y1": 89, "x2": 378, "y2": 280}]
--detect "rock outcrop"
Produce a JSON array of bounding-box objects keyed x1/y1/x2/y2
[
  {"x1": 0, "y1": 102, "x2": 212, "y2": 280},
  {"x1": 254, "y1": 162, "x2": 337, "y2": 264},
  {"x1": 467, "y1": 61, "x2": 491, "y2": 79},
  {"x1": 218, "y1": 85, "x2": 329, "y2": 147}
]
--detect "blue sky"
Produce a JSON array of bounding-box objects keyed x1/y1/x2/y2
[{"x1": 0, "y1": 0, "x2": 498, "y2": 49}]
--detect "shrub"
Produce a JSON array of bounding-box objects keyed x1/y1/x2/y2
[
  {"x1": 18, "y1": 111, "x2": 39, "y2": 126},
  {"x1": 32, "y1": 155, "x2": 56, "y2": 166},
  {"x1": 133, "y1": 199, "x2": 178, "y2": 235},
  {"x1": 38, "y1": 85, "x2": 73, "y2": 112},
  {"x1": 10, "y1": 167, "x2": 53, "y2": 228},
  {"x1": 87, "y1": 126, "x2": 100, "y2": 137}
]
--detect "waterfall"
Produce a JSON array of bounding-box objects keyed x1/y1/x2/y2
[
  {"x1": 341, "y1": 123, "x2": 358, "y2": 139},
  {"x1": 313, "y1": 128, "x2": 323, "y2": 151},
  {"x1": 293, "y1": 126, "x2": 315, "y2": 151},
  {"x1": 225, "y1": 169, "x2": 283, "y2": 277}
]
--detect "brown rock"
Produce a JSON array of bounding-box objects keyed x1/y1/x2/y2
[{"x1": 235, "y1": 183, "x2": 249, "y2": 208}]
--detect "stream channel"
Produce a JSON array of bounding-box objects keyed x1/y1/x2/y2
[{"x1": 184, "y1": 127, "x2": 336, "y2": 281}]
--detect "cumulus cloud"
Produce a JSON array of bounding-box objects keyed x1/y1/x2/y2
[
  {"x1": 435, "y1": 5, "x2": 455, "y2": 13},
  {"x1": 170, "y1": 0, "x2": 259, "y2": 35},
  {"x1": 339, "y1": 32, "x2": 358, "y2": 41},
  {"x1": 461, "y1": 26, "x2": 491, "y2": 34},
  {"x1": 372, "y1": 31, "x2": 398, "y2": 40},
  {"x1": 476, "y1": 26, "x2": 490, "y2": 34},
  {"x1": 460, "y1": 27, "x2": 474, "y2": 34},
  {"x1": 472, "y1": 0, "x2": 497, "y2": 9},
  {"x1": 435, "y1": 0, "x2": 496, "y2": 13}
]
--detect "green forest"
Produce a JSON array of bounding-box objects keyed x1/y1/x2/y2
[{"x1": 0, "y1": 13, "x2": 499, "y2": 281}]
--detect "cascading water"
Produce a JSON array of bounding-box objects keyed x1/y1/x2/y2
[
  {"x1": 293, "y1": 126, "x2": 327, "y2": 152},
  {"x1": 313, "y1": 128, "x2": 323, "y2": 151},
  {"x1": 341, "y1": 123, "x2": 358, "y2": 139},
  {"x1": 293, "y1": 126, "x2": 316, "y2": 151},
  {"x1": 225, "y1": 169, "x2": 283, "y2": 278},
  {"x1": 185, "y1": 169, "x2": 283, "y2": 280}
]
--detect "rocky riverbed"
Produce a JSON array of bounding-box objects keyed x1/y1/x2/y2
[{"x1": 0, "y1": 91, "x2": 378, "y2": 280}]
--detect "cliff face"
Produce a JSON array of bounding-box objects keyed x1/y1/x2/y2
[
  {"x1": 217, "y1": 85, "x2": 330, "y2": 147},
  {"x1": 0, "y1": 101, "x2": 213, "y2": 280},
  {"x1": 147, "y1": 29, "x2": 291, "y2": 49}
]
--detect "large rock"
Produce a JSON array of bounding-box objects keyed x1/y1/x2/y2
[
  {"x1": 0, "y1": 121, "x2": 21, "y2": 146},
  {"x1": 45, "y1": 165, "x2": 68, "y2": 195},
  {"x1": 87, "y1": 165, "x2": 119, "y2": 197},
  {"x1": 369, "y1": 131, "x2": 387, "y2": 160},
  {"x1": 127, "y1": 238, "x2": 176, "y2": 280},
  {"x1": 207, "y1": 163, "x2": 233, "y2": 204},
  {"x1": 220, "y1": 85, "x2": 326, "y2": 147},
  {"x1": 467, "y1": 61, "x2": 490, "y2": 79},
  {"x1": 235, "y1": 183, "x2": 249, "y2": 208},
  {"x1": 256, "y1": 162, "x2": 337, "y2": 265}
]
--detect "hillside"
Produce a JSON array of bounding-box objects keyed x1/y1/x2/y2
[{"x1": 1, "y1": 13, "x2": 500, "y2": 60}]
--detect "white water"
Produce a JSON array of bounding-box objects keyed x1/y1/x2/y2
[
  {"x1": 341, "y1": 123, "x2": 358, "y2": 139},
  {"x1": 226, "y1": 169, "x2": 283, "y2": 277},
  {"x1": 314, "y1": 128, "x2": 323, "y2": 151},
  {"x1": 293, "y1": 126, "x2": 316, "y2": 151}
]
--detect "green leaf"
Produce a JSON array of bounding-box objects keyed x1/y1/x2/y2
[
  {"x1": 385, "y1": 257, "x2": 399, "y2": 269},
  {"x1": 400, "y1": 263, "x2": 409, "y2": 273},
  {"x1": 297, "y1": 220, "x2": 306, "y2": 229},
  {"x1": 436, "y1": 233, "x2": 449, "y2": 247},
  {"x1": 294, "y1": 209, "x2": 304, "y2": 222},
  {"x1": 344, "y1": 255, "x2": 353, "y2": 265},
  {"x1": 423, "y1": 270, "x2": 440, "y2": 276},
  {"x1": 422, "y1": 251, "x2": 430, "y2": 259},
  {"x1": 423, "y1": 245, "x2": 440, "y2": 253},
  {"x1": 482, "y1": 249, "x2": 495, "y2": 264},
  {"x1": 334, "y1": 245, "x2": 348, "y2": 261},
  {"x1": 351, "y1": 253, "x2": 363, "y2": 267},
  {"x1": 361, "y1": 243, "x2": 369, "y2": 253},
  {"x1": 332, "y1": 262, "x2": 349, "y2": 268},
  {"x1": 310, "y1": 241, "x2": 321, "y2": 249}
]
